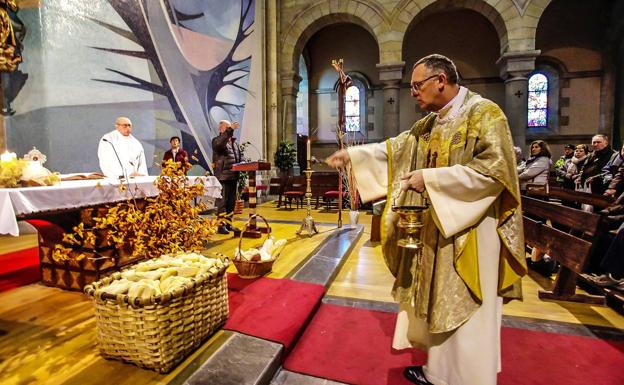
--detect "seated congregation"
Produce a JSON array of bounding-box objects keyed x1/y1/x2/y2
[{"x1": 515, "y1": 135, "x2": 624, "y2": 309}]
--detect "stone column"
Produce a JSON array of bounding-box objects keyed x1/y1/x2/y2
[
  {"x1": 376, "y1": 62, "x2": 405, "y2": 138},
  {"x1": 599, "y1": 53, "x2": 615, "y2": 136},
  {"x1": 280, "y1": 71, "x2": 302, "y2": 144},
  {"x1": 280, "y1": 71, "x2": 302, "y2": 174},
  {"x1": 497, "y1": 50, "x2": 540, "y2": 151}
]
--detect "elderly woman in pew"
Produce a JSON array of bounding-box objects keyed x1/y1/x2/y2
[
  {"x1": 517, "y1": 140, "x2": 552, "y2": 191},
  {"x1": 562, "y1": 144, "x2": 589, "y2": 190}
]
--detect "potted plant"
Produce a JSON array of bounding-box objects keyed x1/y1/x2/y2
[
  {"x1": 273, "y1": 140, "x2": 297, "y2": 176},
  {"x1": 235, "y1": 143, "x2": 250, "y2": 214}
]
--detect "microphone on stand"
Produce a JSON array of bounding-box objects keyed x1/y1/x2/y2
[
  {"x1": 243, "y1": 141, "x2": 265, "y2": 162},
  {"x1": 102, "y1": 138, "x2": 127, "y2": 180}
]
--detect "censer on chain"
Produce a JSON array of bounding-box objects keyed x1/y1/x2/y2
[
  {"x1": 391, "y1": 198, "x2": 429, "y2": 250},
  {"x1": 392, "y1": 196, "x2": 429, "y2": 298}
]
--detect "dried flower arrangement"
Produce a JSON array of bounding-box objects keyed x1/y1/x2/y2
[{"x1": 53, "y1": 160, "x2": 219, "y2": 262}]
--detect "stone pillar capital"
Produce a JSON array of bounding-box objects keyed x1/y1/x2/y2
[
  {"x1": 280, "y1": 71, "x2": 303, "y2": 95},
  {"x1": 496, "y1": 50, "x2": 541, "y2": 79},
  {"x1": 376, "y1": 62, "x2": 405, "y2": 87}
]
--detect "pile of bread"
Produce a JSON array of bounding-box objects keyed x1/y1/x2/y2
[
  {"x1": 235, "y1": 237, "x2": 286, "y2": 262},
  {"x1": 96, "y1": 253, "x2": 226, "y2": 301}
]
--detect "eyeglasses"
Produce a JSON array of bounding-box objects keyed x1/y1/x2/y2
[
  {"x1": 116, "y1": 123, "x2": 132, "y2": 127},
  {"x1": 410, "y1": 73, "x2": 441, "y2": 93}
]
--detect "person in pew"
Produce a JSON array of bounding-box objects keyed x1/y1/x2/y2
[
  {"x1": 601, "y1": 142, "x2": 624, "y2": 184},
  {"x1": 563, "y1": 144, "x2": 589, "y2": 190},
  {"x1": 97, "y1": 116, "x2": 148, "y2": 179},
  {"x1": 590, "y1": 196, "x2": 624, "y2": 289},
  {"x1": 513, "y1": 146, "x2": 525, "y2": 168},
  {"x1": 326, "y1": 54, "x2": 526, "y2": 385},
  {"x1": 162, "y1": 136, "x2": 189, "y2": 168},
  {"x1": 517, "y1": 140, "x2": 552, "y2": 191},
  {"x1": 579, "y1": 134, "x2": 615, "y2": 194},
  {"x1": 555, "y1": 144, "x2": 575, "y2": 185},
  {"x1": 603, "y1": 143, "x2": 624, "y2": 198}
]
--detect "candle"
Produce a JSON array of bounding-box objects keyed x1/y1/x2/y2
[
  {"x1": 307, "y1": 139, "x2": 311, "y2": 168},
  {"x1": 1, "y1": 150, "x2": 17, "y2": 162}
]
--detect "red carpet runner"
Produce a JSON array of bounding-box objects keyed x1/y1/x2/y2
[
  {"x1": 0, "y1": 247, "x2": 40, "y2": 293},
  {"x1": 284, "y1": 303, "x2": 624, "y2": 385},
  {"x1": 224, "y1": 273, "x2": 325, "y2": 352}
]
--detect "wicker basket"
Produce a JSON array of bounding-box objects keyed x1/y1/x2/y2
[
  {"x1": 84, "y1": 254, "x2": 229, "y2": 373},
  {"x1": 233, "y1": 214, "x2": 281, "y2": 279}
]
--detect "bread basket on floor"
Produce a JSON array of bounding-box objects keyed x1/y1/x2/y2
[
  {"x1": 83, "y1": 253, "x2": 229, "y2": 373},
  {"x1": 233, "y1": 214, "x2": 282, "y2": 279}
]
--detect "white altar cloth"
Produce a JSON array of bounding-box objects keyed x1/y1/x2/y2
[{"x1": 0, "y1": 175, "x2": 222, "y2": 236}]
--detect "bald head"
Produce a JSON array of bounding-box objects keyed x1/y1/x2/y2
[{"x1": 115, "y1": 117, "x2": 133, "y2": 136}]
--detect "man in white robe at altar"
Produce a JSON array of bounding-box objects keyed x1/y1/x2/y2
[
  {"x1": 97, "y1": 116, "x2": 148, "y2": 179},
  {"x1": 326, "y1": 54, "x2": 527, "y2": 385}
]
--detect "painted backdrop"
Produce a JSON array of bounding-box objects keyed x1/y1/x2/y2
[{"x1": 4, "y1": 0, "x2": 263, "y2": 175}]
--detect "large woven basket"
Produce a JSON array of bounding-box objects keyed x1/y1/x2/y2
[
  {"x1": 84, "y1": 255, "x2": 229, "y2": 373},
  {"x1": 233, "y1": 214, "x2": 281, "y2": 279}
]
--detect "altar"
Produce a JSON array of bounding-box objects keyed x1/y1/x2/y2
[{"x1": 0, "y1": 175, "x2": 222, "y2": 236}]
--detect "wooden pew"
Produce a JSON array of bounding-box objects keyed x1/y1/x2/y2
[
  {"x1": 521, "y1": 196, "x2": 605, "y2": 304},
  {"x1": 526, "y1": 184, "x2": 614, "y2": 209}
]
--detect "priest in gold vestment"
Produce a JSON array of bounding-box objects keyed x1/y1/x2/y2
[{"x1": 327, "y1": 54, "x2": 527, "y2": 385}]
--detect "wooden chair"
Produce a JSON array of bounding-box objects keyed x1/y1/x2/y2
[
  {"x1": 310, "y1": 172, "x2": 339, "y2": 209},
  {"x1": 521, "y1": 196, "x2": 606, "y2": 304},
  {"x1": 282, "y1": 176, "x2": 306, "y2": 209},
  {"x1": 268, "y1": 177, "x2": 287, "y2": 207}
]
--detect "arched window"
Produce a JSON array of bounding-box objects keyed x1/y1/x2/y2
[
  {"x1": 527, "y1": 73, "x2": 549, "y2": 128},
  {"x1": 345, "y1": 85, "x2": 361, "y2": 132},
  {"x1": 296, "y1": 55, "x2": 309, "y2": 136}
]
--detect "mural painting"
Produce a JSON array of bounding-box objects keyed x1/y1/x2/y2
[{"x1": 2, "y1": 0, "x2": 262, "y2": 175}]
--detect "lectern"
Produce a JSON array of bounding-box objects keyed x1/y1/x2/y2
[{"x1": 232, "y1": 161, "x2": 271, "y2": 238}]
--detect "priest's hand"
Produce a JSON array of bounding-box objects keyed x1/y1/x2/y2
[
  {"x1": 401, "y1": 170, "x2": 425, "y2": 193},
  {"x1": 326, "y1": 149, "x2": 350, "y2": 169}
]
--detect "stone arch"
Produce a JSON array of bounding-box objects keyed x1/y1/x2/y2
[
  {"x1": 507, "y1": 0, "x2": 552, "y2": 52},
  {"x1": 281, "y1": 1, "x2": 389, "y2": 75},
  {"x1": 392, "y1": 0, "x2": 509, "y2": 54}
]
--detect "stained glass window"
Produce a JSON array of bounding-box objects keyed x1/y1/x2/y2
[
  {"x1": 527, "y1": 73, "x2": 548, "y2": 128},
  {"x1": 345, "y1": 85, "x2": 360, "y2": 132}
]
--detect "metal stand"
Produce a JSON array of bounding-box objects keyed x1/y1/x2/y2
[{"x1": 297, "y1": 168, "x2": 318, "y2": 237}]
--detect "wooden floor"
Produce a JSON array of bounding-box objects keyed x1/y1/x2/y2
[{"x1": 1, "y1": 200, "x2": 623, "y2": 384}]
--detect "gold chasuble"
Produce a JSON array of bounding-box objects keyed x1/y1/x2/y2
[{"x1": 356, "y1": 89, "x2": 526, "y2": 335}]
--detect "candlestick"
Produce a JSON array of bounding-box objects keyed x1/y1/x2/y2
[
  {"x1": 296, "y1": 167, "x2": 318, "y2": 237},
  {"x1": 1, "y1": 150, "x2": 17, "y2": 162}
]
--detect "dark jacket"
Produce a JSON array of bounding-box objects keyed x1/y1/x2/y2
[
  {"x1": 579, "y1": 146, "x2": 615, "y2": 184},
  {"x1": 609, "y1": 163, "x2": 624, "y2": 195},
  {"x1": 211, "y1": 133, "x2": 241, "y2": 181}
]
